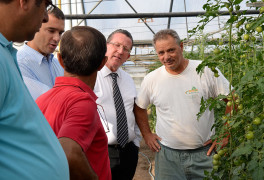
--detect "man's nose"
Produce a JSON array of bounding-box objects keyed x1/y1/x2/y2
[
  {"x1": 164, "y1": 52, "x2": 170, "y2": 60},
  {"x1": 53, "y1": 32, "x2": 61, "y2": 42},
  {"x1": 117, "y1": 46, "x2": 125, "y2": 54}
]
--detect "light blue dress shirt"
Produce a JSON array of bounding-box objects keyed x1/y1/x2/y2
[
  {"x1": 0, "y1": 33, "x2": 69, "y2": 180},
  {"x1": 17, "y1": 43, "x2": 64, "y2": 100}
]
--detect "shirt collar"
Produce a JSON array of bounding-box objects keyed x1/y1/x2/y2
[
  {"x1": 23, "y1": 43, "x2": 54, "y2": 65},
  {"x1": 101, "y1": 65, "x2": 122, "y2": 79},
  {"x1": 0, "y1": 33, "x2": 13, "y2": 49},
  {"x1": 54, "y1": 76, "x2": 97, "y2": 100}
]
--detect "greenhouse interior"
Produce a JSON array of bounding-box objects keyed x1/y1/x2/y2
[{"x1": 12, "y1": 0, "x2": 264, "y2": 179}]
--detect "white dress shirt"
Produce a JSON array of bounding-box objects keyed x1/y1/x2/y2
[
  {"x1": 94, "y1": 66, "x2": 141, "y2": 147},
  {"x1": 17, "y1": 43, "x2": 64, "y2": 100}
]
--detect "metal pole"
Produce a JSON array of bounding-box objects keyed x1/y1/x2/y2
[
  {"x1": 77, "y1": 0, "x2": 103, "y2": 26},
  {"x1": 64, "y1": 10, "x2": 260, "y2": 19},
  {"x1": 58, "y1": 0, "x2": 61, "y2": 9},
  {"x1": 75, "y1": 0, "x2": 78, "y2": 25},
  {"x1": 167, "y1": 0, "x2": 174, "y2": 29},
  {"x1": 183, "y1": 0, "x2": 189, "y2": 40},
  {"x1": 125, "y1": 0, "x2": 155, "y2": 35},
  {"x1": 80, "y1": 0, "x2": 87, "y2": 26},
  {"x1": 68, "y1": 0, "x2": 72, "y2": 28}
]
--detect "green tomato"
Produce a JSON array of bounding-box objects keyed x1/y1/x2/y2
[
  {"x1": 240, "y1": 54, "x2": 246, "y2": 58},
  {"x1": 213, "y1": 165, "x2": 219, "y2": 171},
  {"x1": 256, "y1": 26, "x2": 263, "y2": 33},
  {"x1": 235, "y1": 99, "x2": 240, "y2": 104},
  {"x1": 213, "y1": 154, "x2": 220, "y2": 160},
  {"x1": 260, "y1": 113, "x2": 264, "y2": 119},
  {"x1": 246, "y1": 131, "x2": 254, "y2": 140},
  {"x1": 238, "y1": 104, "x2": 243, "y2": 110},
  {"x1": 227, "y1": 95, "x2": 232, "y2": 100},
  {"x1": 234, "y1": 159, "x2": 241, "y2": 166},
  {"x1": 214, "y1": 48, "x2": 220, "y2": 54},
  {"x1": 253, "y1": 117, "x2": 261, "y2": 125},
  {"x1": 245, "y1": 24, "x2": 251, "y2": 30},
  {"x1": 213, "y1": 159, "x2": 219, "y2": 165},
  {"x1": 211, "y1": 66, "x2": 216, "y2": 71},
  {"x1": 227, "y1": 101, "x2": 233, "y2": 107},
  {"x1": 218, "y1": 149, "x2": 225, "y2": 156},
  {"x1": 222, "y1": 115, "x2": 228, "y2": 121},
  {"x1": 245, "y1": 124, "x2": 253, "y2": 131},
  {"x1": 225, "y1": 3, "x2": 230, "y2": 9},
  {"x1": 251, "y1": 36, "x2": 256, "y2": 41},
  {"x1": 238, "y1": 136, "x2": 244, "y2": 143},
  {"x1": 230, "y1": 110, "x2": 234, "y2": 116},
  {"x1": 233, "y1": 16, "x2": 238, "y2": 21},
  {"x1": 234, "y1": 93, "x2": 239, "y2": 98},
  {"x1": 244, "y1": 34, "x2": 249, "y2": 41},
  {"x1": 214, "y1": 72, "x2": 219, "y2": 78},
  {"x1": 260, "y1": 7, "x2": 264, "y2": 14},
  {"x1": 229, "y1": 7, "x2": 233, "y2": 12},
  {"x1": 238, "y1": 21, "x2": 243, "y2": 26}
]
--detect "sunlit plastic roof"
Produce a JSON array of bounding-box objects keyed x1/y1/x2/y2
[{"x1": 54, "y1": 0, "x2": 256, "y2": 41}]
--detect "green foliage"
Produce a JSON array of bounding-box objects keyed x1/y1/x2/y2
[
  {"x1": 188, "y1": 0, "x2": 264, "y2": 179},
  {"x1": 148, "y1": 1, "x2": 264, "y2": 177},
  {"x1": 148, "y1": 104, "x2": 157, "y2": 133}
]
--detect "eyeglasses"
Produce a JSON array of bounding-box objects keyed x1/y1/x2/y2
[
  {"x1": 108, "y1": 42, "x2": 131, "y2": 53},
  {"x1": 46, "y1": 0, "x2": 56, "y2": 12},
  {"x1": 97, "y1": 104, "x2": 110, "y2": 133}
]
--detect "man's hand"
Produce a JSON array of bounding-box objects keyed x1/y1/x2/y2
[
  {"x1": 205, "y1": 137, "x2": 229, "y2": 156},
  {"x1": 144, "y1": 133, "x2": 162, "y2": 152}
]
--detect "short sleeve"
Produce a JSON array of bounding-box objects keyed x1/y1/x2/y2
[
  {"x1": 204, "y1": 66, "x2": 230, "y2": 97},
  {"x1": 0, "y1": 64, "x2": 7, "y2": 109},
  {"x1": 136, "y1": 75, "x2": 152, "y2": 109},
  {"x1": 58, "y1": 97, "x2": 98, "y2": 152}
]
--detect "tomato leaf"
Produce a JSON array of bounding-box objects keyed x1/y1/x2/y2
[
  {"x1": 252, "y1": 166, "x2": 264, "y2": 180},
  {"x1": 231, "y1": 143, "x2": 253, "y2": 157}
]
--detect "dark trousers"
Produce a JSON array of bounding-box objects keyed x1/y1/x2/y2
[{"x1": 108, "y1": 141, "x2": 139, "y2": 180}]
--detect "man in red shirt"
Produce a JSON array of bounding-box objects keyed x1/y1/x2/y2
[{"x1": 36, "y1": 26, "x2": 111, "y2": 180}]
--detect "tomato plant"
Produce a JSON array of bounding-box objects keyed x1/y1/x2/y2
[{"x1": 189, "y1": 0, "x2": 264, "y2": 179}]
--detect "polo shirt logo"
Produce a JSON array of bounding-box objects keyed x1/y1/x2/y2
[{"x1": 185, "y1": 86, "x2": 199, "y2": 94}]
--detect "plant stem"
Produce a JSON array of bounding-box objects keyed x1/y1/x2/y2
[{"x1": 228, "y1": 11, "x2": 233, "y2": 180}]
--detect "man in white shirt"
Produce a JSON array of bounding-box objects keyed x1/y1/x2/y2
[
  {"x1": 94, "y1": 29, "x2": 141, "y2": 180},
  {"x1": 17, "y1": 6, "x2": 65, "y2": 100},
  {"x1": 135, "y1": 29, "x2": 230, "y2": 179}
]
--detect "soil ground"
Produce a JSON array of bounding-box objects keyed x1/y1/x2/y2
[{"x1": 133, "y1": 140, "x2": 156, "y2": 180}]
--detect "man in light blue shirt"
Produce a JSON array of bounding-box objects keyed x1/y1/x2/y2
[
  {"x1": 0, "y1": 0, "x2": 69, "y2": 180},
  {"x1": 17, "y1": 6, "x2": 65, "y2": 100}
]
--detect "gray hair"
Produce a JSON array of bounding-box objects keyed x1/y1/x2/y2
[
  {"x1": 153, "y1": 29, "x2": 181, "y2": 46},
  {"x1": 107, "y1": 29, "x2": 133, "y2": 49}
]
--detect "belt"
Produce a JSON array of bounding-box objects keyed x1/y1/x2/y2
[{"x1": 108, "y1": 141, "x2": 133, "y2": 149}]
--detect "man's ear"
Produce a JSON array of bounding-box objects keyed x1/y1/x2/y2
[
  {"x1": 57, "y1": 53, "x2": 65, "y2": 69},
  {"x1": 19, "y1": 0, "x2": 30, "y2": 10},
  {"x1": 180, "y1": 42, "x2": 184, "y2": 52},
  {"x1": 98, "y1": 56, "x2": 108, "y2": 71}
]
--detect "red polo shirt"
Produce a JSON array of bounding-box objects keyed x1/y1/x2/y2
[{"x1": 36, "y1": 77, "x2": 111, "y2": 180}]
